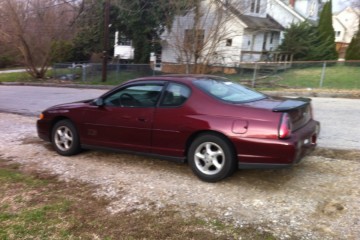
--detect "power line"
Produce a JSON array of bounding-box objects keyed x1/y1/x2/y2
[{"x1": 102, "y1": 0, "x2": 110, "y2": 82}]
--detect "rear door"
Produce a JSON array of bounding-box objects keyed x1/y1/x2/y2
[{"x1": 81, "y1": 83, "x2": 164, "y2": 152}]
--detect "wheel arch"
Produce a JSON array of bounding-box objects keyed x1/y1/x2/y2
[
  {"x1": 185, "y1": 130, "x2": 237, "y2": 162},
  {"x1": 48, "y1": 116, "x2": 74, "y2": 142}
]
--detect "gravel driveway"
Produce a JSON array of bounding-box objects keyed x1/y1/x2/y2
[{"x1": 1, "y1": 112, "x2": 359, "y2": 239}]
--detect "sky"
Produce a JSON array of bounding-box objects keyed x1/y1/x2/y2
[{"x1": 332, "y1": 0, "x2": 354, "y2": 12}]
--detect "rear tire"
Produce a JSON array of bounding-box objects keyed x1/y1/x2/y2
[
  {"x1": 188, "y1": 134, "x2": 236, "y2": 182},
  {"x1": 52, "y1": 120, "x2": 81, "y2": 156}
]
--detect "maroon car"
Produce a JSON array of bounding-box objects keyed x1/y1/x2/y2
[{"x1": 37, "y1": 75, "x2": 320, "y2": 182}]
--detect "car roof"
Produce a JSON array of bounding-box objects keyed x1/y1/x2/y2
[{"x1": 130, "y1": 74, "x2": 228, "y2": 84}]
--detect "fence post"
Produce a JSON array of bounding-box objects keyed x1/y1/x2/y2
[
  {"x1": 319, "y1": 61, "x2": 326, "y2": 88},
  {"x1": 116, "y1": 63, "x2": 120, "y2": 82},
  {"x1": 82, "y1": 63, "x2": 86, "y2": 82},
  {"x1": 252, "y1": 63, "x2": 258, "y2": 88},
  {"x1": 53, "y1": 64, "x2": 56, "y2": 79}
]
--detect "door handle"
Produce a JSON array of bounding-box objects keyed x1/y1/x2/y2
[{"x1": 137, "y1": 117, "x2": 147, "y2": 122}]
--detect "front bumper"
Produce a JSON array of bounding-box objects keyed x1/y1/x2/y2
[{"x1": 37, "y1": 119, "x2": 51, "y2": 142}]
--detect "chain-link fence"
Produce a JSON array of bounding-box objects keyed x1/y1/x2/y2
[
  {"x1": 52, "y1": 61, "x2": 360, "y2": 89},
  {"x1": 52, "y1": 63, "x2": 156, "y2": 84},
  {"x1": 200, "y1": 61, "x2": 360, "y2": 90}
]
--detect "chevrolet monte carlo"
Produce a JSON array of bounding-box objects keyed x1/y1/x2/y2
[{"x1": 37, "y1": 75, "x2": 320, "y2": 182}]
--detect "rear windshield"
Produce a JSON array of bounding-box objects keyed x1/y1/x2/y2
[{"x1": 193, "y1": 78, "x2": 266, "y2": 103}]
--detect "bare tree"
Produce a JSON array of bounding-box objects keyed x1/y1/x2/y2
[
  {"x1": 351, "y1": 0, "x2": 360, "y2": 9},
  {"x1": 0, "y1": 0, "x2": 80, "y2": 78},
  {"x1": 351, "y1": 0, "x2": 360, "y2": 18},
  {"x1": 162, "y1": 0, "x2": 246, "y2": 73}
]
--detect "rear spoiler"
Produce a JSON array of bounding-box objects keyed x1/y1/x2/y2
[{"x1": 272, "y1": 98, "x2": 311, "y2": 112}]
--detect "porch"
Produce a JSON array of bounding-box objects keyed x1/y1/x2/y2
[{"x1": 239, "y1": 51, "x2": 294, "y2": 72}]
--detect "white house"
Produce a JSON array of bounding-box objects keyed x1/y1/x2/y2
[
  {"x1": 332, "y1": 7, "x2": 359, "y2": 59},
  {"x1": 159, "y1": 0, "x2": 321, "y2": 73},
  {"x1": 288, "y1": 0, "x2": 321, "y2": 21},
  {"x1": 267, "y1": 0, "x2": 306, "y2": 28},
  {"x1": 113, "y1": 0, "x2": 322, "y2": 70}
]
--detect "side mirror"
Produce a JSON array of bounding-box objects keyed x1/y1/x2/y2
[{"x1": 94, "y1": 98, "x2": 104, "y2": 107}]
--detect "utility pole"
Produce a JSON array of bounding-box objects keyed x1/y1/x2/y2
[{"x1": 102, "y1": 0, "x2": 110, "y2": 82}]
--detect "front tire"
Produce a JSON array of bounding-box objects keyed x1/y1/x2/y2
[
  {"x1": 52, "y1": 120, "x2": 81, "y2": 156},
  {"x1": 188, "y1": 134, "x2": 236, "y2": 182}
]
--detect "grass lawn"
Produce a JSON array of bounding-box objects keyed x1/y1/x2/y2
[
  {"x1": 0, "y1": 159, "x2": 276, "y2": 239},
  {"x1": 0, "y1": 70, "x2": 54, "y2": 83},
  {"x1": 0, "y1": 72, "x2": 32, "y2": 82},
  {"x1": 213, "y1": 63, "x2": 360, "y2": 90},
  {"x1": 276, "y1": 64, "x2": 360, "y2": 89},
  {"x1": 83, "y1": 70, "x2": 155, "y2": 85},
  {"x1": 1, "y1": 63, "x2": 359, "y2": 90}
]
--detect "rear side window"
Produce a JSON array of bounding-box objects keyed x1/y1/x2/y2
[
  {"x1": 193, "y1": 78, "x2": 265, "y2": 103},
  {"x1": 160, "y1": 83, "x2": 191, "y2": 107}
]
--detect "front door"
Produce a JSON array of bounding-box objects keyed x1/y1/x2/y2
[
  {"x1": 262, "y1": 32, "x2": 268, "y2": 51},
  {"x1": 81, "y1": 83, "x2": 164, "y2": 152}
]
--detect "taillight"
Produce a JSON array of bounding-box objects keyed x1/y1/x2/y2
[{"x1": 278, "y1": 113, "x2": 292, "y2": 139}]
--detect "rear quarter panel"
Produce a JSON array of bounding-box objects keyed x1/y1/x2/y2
[{"x1": 154, "y1": 89, "x2": 283, "y2": 158}]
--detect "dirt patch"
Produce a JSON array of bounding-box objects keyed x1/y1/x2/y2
[
  {"x1": 312, "y1": 148, "x2": 360, "y2": 161},
  {"x1": 319, "y1": 200, "x2": 346, "y2": 216},
  {"x1": 21, "y1": 136, "x2": 44, "y2": 145}
]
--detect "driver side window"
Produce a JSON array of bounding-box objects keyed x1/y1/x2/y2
[{"x1": 104, "y1": 84, "x2": 163, "y2": 107}]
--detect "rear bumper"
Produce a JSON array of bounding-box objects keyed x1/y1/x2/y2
[
  {"x1": 292, "y1": 120, "x2": 320, "y2": 164},
  {"x1": 236, "y1": 120, "x2": 320, "y2": 169}
]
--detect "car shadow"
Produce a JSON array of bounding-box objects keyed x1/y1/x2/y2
[{"x1": 34, "y1": 139, "x2": 309, "y2": 190}]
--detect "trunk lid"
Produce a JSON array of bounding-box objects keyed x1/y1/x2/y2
[
  {"x1": 272, "y1": 98, "x2": 312, "y2": 131},
  {"x1": 243, "y1": 97, "x2": 312, "y2": 131}
]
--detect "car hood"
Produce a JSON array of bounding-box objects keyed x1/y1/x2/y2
[{"x1": 45, "y1": 99, "x2": 94, "y2": 112}]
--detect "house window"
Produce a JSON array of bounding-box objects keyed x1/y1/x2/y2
[
  {"x1": 250, "y1": 0, "x2": 255, "y2": 12},
  {"x1": 336, "y1": 31, "x2": 341, "y2": 37},
  {"x1": 226, "y1": 39, "x2": 232, "y2": 46},
  {"x1": 184, "y1": 29, "x2": 205, "y2": 50},
  {"x1": 118, "y1": 35, "x2": 131, "y2": 46},
  {"x1": 250, "y1": 0, "x2": 261, "y2": 13},
  {"x1": 256, "y1": 0, "x2": 261, "y2": 13},
  {"x1": 270, "y1": 32, "x2": 275, "y2": 44}
]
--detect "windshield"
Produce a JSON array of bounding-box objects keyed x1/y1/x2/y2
[{"x1": 193, "y1": 78, "x2": 266, "y2": 103}]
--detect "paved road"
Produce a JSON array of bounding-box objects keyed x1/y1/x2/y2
[
  {"x1": 0, "y1": 85, "x2": 359, "y2": 150},
  {"x1": 0, "y1": 85, "x2": 106, "y2": 116}
]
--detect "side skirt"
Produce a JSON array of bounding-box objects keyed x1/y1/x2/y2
[
  {"x1": 81, "y1": 144, "x2": 186, "y2": 164},
  {"x1": 238, "y1": 162, "x2": 293, "y2": 169}
]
